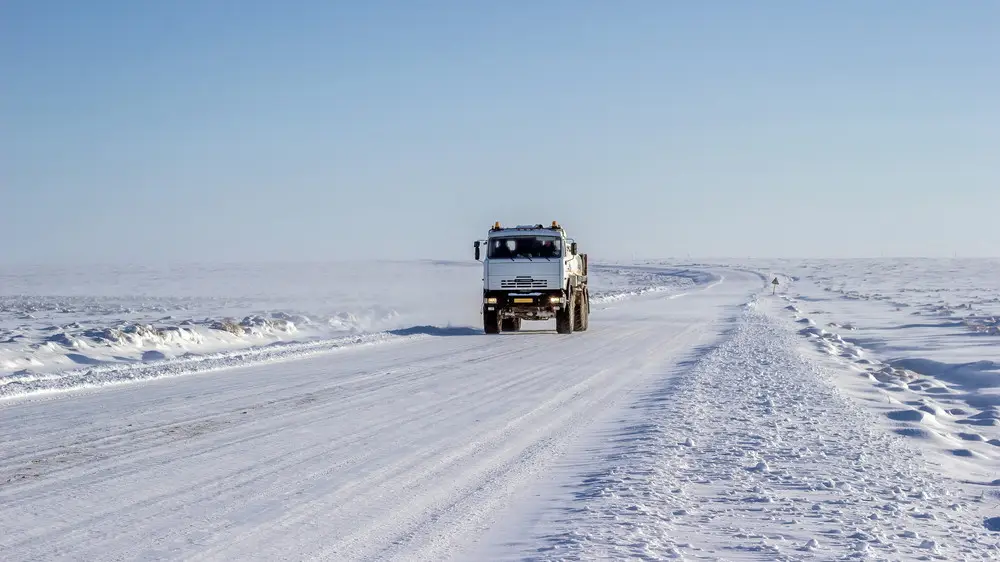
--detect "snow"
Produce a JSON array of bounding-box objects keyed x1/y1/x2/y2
[
  {"x1": 473, "y1": 293, "x2": 998, "y2": 560},
  {"x1": 1, "y1": 262, "x2": 700, "y2": 398},
  {"x1": 1, "y1": 258, "x2": 999, "y2": 560},
  {"x1": 761, "y1": 259, "x2": 1000, "y2": 480}
]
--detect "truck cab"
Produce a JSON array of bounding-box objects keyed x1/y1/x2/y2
[{"x1": 474, "y1": 221, "x2": 589, "y2": 334}]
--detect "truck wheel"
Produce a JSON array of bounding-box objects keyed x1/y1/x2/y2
[
  {"x1": 484, "y1": 310, "x2": 501, "y2": 334},
  {"x1": 578, "y1": 291, "x2": 589, "y2": 331},
  {"x1": 556, "y1": 297, "x2": 574, "y2": 334},
  {"x1": 501, "y1": 318, "x2": 521, "y2": 332},
  {"x1": 573, "y1": 291, "x2": 586, "y2": 332}
]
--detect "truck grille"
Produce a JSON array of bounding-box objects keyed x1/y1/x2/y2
[{"x1": 501, "y1": 277, "x2": 548, "y2": 289}]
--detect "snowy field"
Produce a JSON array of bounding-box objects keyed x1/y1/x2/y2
[
  {"x1": 765, "y1": 259, "x2": 1000, "y2": 472},
  {"x1": 1, "y1": 259, "x2": 999, "y2": 560}
]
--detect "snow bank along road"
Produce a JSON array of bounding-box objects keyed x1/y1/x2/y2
[{"x1": 2, "y1": 266, "x2": 997, "y2": 561}]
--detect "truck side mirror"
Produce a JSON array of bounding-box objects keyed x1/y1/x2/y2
[
  {"x1": 570, "y1": 242, "x2": 578, "y2": 255},
  {"x1": 474, "y1": 241, "x2": 481, "y2": 261}
]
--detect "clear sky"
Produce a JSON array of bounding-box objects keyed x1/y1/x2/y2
[{"x1": 3, "y1": 0, "x2": 998, "y2": 263}]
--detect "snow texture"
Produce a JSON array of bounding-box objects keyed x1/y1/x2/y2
[
  {"x1": 2, "y1": 259, "x2": 999, "y2": 561},
  {"x1": 474, "y1": 296, "x2": 998, "y2": 560},
  {"x1": 0, "y1": 265, "x2": 742, "y2": 561}
]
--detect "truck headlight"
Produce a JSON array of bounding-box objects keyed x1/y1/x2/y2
[
  {"x1": 549, "y1": 296, "x2": 562, "y2": 303},
  {"x1": 485, "y1": 297, "x2": 498, "y2": 304}
]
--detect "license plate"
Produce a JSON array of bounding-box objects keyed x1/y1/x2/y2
[{"x1": 513, "y1": 298, "x2": 533, "y2": 304}]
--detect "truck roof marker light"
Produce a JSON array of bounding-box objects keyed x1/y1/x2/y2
[{"x1": 494, "y1": 221, "x2": 501, "y2": 229}]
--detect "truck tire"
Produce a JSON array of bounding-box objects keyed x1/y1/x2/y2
[
  {"x1": 501, "y1": 318, "x2": 521, "y2": 332},
  {"x1": 577, "y1": 290, "x2": 589, "y2": 331},
  {"x1": 484, "y1": 310, "x2": 501, "y2": 334},
  {"x1": 556, "y1": 295, "x2": 574, "y2": 334},
  {"x1": 573, "y1": 291, "x2": 586, "y2": 332}
]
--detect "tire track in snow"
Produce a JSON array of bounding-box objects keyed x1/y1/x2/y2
[
  {"x1": 0, "y1": 267, "x2": 759, "y2": 561},
  {"x1": 0, "y1": 337, "x2": 530, "y2": 480},
  {"x1": 186, "y1": 322, "x2": 706, "y2": 562},
  {"x1": 0, "y1": 337, "x2": 577, "y2": 553}
]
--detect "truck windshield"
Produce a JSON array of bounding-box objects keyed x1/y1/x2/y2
[{"x1": 488, "y1": 236, "x2": 562, "y2": 259}]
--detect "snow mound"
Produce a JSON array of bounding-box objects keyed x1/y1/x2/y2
[
  {"x1": 890, "y1": 358, "x2": 1000, "y2": 390},
  {"x1": 887, "y1": 409, "x2": 931, "y2": 423},
  {"x1": 0, "y1": 314, "x2": 313, "y2": 379},
  {"x1": 0, "y1": 330, "x2": 430, "y2": 399}
]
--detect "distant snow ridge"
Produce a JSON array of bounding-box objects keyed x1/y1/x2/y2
[
  {"x1": 0, "y1": 331, "x2": 407, "y2": 399},
  {"x1": 588, "y1": 266, "x2": 716, "y2": 304},
  {"x1": 0, "y1": 302, "x2": 407, "y2": 378},
  {"x1": 801, "y1": 259, "x2": 1000, "y2": 338},
  {"x1": 0, "y1": 294, "x2": 205, "y2": 319},
  {"x1": 0, "y1": 312, "x2": 307, "y2": 377},
  {"x1": 524, "y1": 305, "x2": 998, "y2": 560}
]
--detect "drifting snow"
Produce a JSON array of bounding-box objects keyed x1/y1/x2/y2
[{"x1": 0, "y1": 262, "x2": 700, "y2": 399}]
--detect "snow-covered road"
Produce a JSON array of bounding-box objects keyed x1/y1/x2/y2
[
  {"x1": 0, "y1": 268, "x2": 753, "y2": 561},
  {"x1": 2, "y1": 265, "x2": 997, "y2": 561}
]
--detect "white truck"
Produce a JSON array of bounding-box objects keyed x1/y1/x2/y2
[{"x1": 474, "y1": 221, "x2": 590, "y2": 334}]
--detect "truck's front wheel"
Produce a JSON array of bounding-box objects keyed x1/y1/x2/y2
[
  {"x1": 484, "y1": 310, "x2": 501, "y2": 334},
  {"x1": 556, "y1": 296, "x2": 574, "y2": 334}
]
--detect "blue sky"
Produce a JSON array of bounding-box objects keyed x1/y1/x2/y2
[{"x1": 3, "y1": 0, "x2": 997, "y2": 263}]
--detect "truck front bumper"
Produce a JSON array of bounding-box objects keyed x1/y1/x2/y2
[{"x1": 483, "y1": 290, "x2": 566, "y2": 318}]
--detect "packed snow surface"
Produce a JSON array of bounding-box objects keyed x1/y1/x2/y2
[{"x1": 1, "y1": 259, "x2": 999, "y2": 560}]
